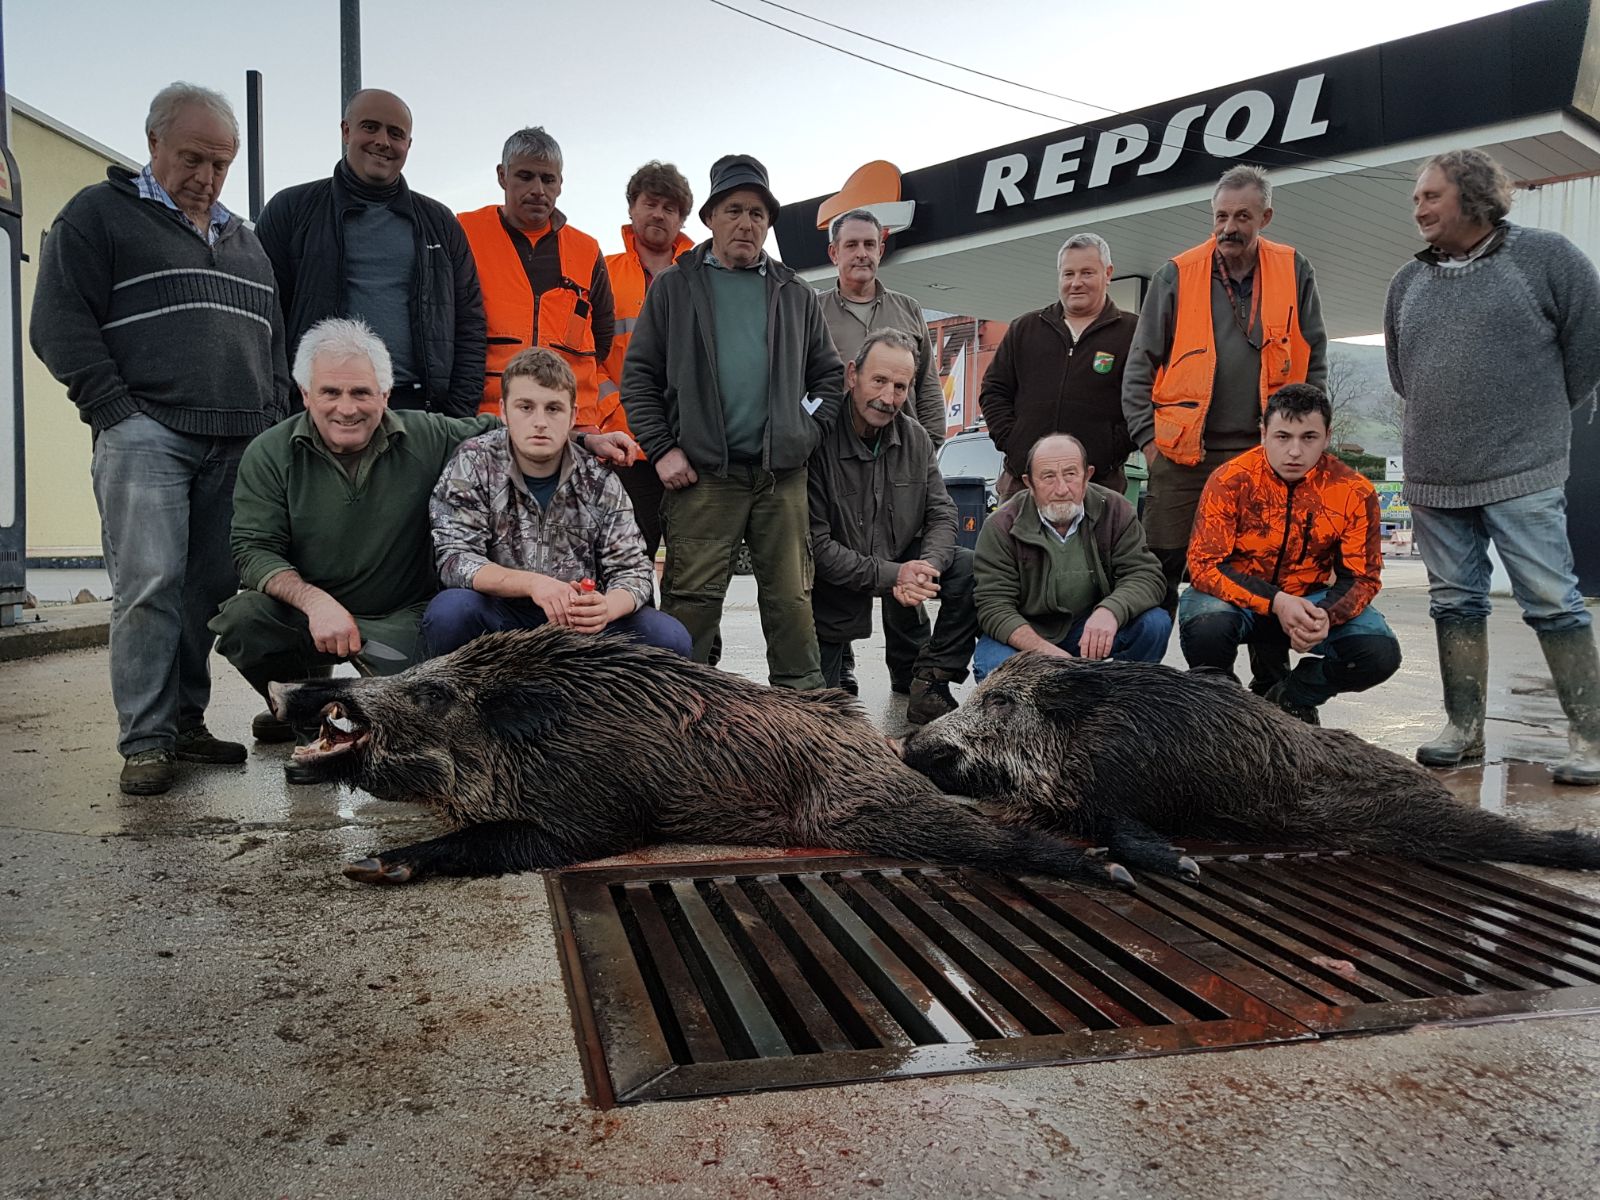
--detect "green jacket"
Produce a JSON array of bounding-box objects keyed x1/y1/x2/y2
[
  {"x1": 620, "y1": 242, "x2": 844, "y2": 473},
  {"x1": 230, "y1": 409, "x2": 497, "y2": 618},
  {"x1": 974, "y1": 483, "x2": 1166, "y2": 645}
]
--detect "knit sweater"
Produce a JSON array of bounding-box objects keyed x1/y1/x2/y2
[
  {"x1": 1385, "y1": 223, "x2": 1600, "y2": 508},
  {"x1": 30, "y1": 166, "x2": 289, "y2": 438}
]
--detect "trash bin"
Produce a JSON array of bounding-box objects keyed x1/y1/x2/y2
[{"x1": 946, "y1": 476, "x2": 988, "y2": 551}]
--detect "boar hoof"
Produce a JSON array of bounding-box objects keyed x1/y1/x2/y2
[
  {"x1": 343, "y1": 857, "x2": 415, "y2": 886},
  {"x1": 1105, "y1": 862, "x2": 1137, "y2": 890},
  {"x1": 1177, "y1": 856, "x2": 1202, "y2": 883}
]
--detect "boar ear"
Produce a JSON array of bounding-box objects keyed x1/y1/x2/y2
[
  {"x1": 478, "y1": 683, "x2": 569, "y2": 742},
  {"x1": 1033, "y1": 666, "x2": 1111, "y2": 723}
]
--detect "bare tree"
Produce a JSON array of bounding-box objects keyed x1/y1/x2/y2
[
  {"x1": 1369, "y1": 387, "x2": 1405, "y2": 448},
  {"x1": 1323, "y1": 356, "x2": 1368, "y2": 436}
]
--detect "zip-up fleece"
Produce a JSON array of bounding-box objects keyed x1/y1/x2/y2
[
  {"x1": 1187, "y1": 445, "x2": 1382, "y2": 625},
  {"x1": 620, "y1": 242, "x2": 844, "y2": 473},
  {"x1": 974, "y1": 483, "x2": 1166, "y2": 645},
  {"x1": 979, "y1": 299, "x2": 1136, "y2": 480}
]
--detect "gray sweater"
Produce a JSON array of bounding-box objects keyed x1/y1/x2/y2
[{"x1": 1385, "y1": 224, "x2": 1600, "y2": 508}]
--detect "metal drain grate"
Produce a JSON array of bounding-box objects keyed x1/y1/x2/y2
[{"x1": 547, "y1": 852, "x2": 1600, "y2": 1106}]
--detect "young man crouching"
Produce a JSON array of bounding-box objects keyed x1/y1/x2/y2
[{"x1": 423, "y1": 347, "x2": 691, "y2": 657}]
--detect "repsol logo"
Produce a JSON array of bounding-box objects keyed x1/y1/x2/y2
[{"x1": 976, "y1": 74, "x2": 1331, "y2": 214}]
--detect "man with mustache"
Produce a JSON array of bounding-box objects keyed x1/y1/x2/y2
[
  {"x1": 971, "y1": 433, "x2": 1170, "y2": 681},
  {"x1": 808, "y1": 330, "x2": 978, "y2": 724},
  {"x1": 256, "y1": 88, "x2": 486, "y2": 418},
  {"x1": 460, "y1": 127, "x2": 616, "y2": 428},
  {"x1": 1122, "y1": 166, "x2": 1327, "y2": 628},
  {"x1": 817, "y1": 207, "x2": 947, "y2": 697}
]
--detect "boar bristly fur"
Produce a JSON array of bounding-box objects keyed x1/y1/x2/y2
[
  {"x1": 272, "y1": 627, "x2": 1135, "y2": 887},
  {"x1": 903, "y1": 654, "x2": 1600, "y2": 877}
]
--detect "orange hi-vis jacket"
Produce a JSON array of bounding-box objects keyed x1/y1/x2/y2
[
  {"x1": 1187, "y1": 445, "x2": 1383, "y2": 626},
  {"x1": 458, "y1": 206, "x2": 603, "y2": 416},
  {"x1": 1151, "y1": 237, "x2": 1312, "y2": 465},
  {"x1": 599, "y1": 224, "x2": 694, "y2": 437}
]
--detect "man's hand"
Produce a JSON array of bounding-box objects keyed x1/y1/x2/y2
[
  {"x1": 566, "y1": 588, "x2": 611, "y2": 634},
  {"x1": 1272, "y1": 592, "x2": 1331, "y2": 653},
  {"x1": 655, "y1": 447, "x2": 699, "y2": 491},
  {"x1": 894, "y1": 559, "x2": 941, "y2": 605},
  {"x1": 584, "y1": 430, "x2": 637, "y2": 466},
  {"x1": 1078, "y1": 607, "x2": 1121, "y2": 661},
  {"x1": 527, "y1": 574, "x2": 578, "y2": 627},
  {"x1": 1141, "y1": 439, "x2": 1155, "y2": 461},
  {"x1": 307, "y1": 595, "x2": 362, "y2": 658}
]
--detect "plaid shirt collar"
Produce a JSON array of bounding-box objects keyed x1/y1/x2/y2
[{"x1": 136, "y1": 164, "x2": 232, "y2": 245}]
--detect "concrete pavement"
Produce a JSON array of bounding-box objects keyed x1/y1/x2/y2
[{"x1": 3, "y1": 563, "x2": 1600, "y2": 1199}]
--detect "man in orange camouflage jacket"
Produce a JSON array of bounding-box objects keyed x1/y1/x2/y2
[{"x1": 1178, "y1": 383, "x2": 1400, "y2": 725}]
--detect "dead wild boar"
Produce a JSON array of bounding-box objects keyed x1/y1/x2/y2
[
  {"x1": 902, "y1": 653, "x2": 1600, "y2": 878},
  {"x1": 268, "y1": 626, "x2": 1141, "y2": 887}
]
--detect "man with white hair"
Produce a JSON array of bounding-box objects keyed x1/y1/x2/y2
[
  {"x1": 31, "y1": 81, "x2": 289, "y2": 796},
  {"x1": 458, "y1": 126, "x2": 615, "y2": 419},
  {"x1": 980, "y1": 231, "x2": 1139, "y2": 500},
  {"x1": 210, "y1": 317, "x2": 629, "y2": 782}
]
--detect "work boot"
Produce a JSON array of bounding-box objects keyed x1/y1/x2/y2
[
  {"x1": 119, "y1": 748, "x2": 176, "y2": 796},
  {"x1": 251, "y1": 710, "x2": 295, "y2": 743},
  {"x1": 1416, "y1": 618, "x2": 1488, "y2": 767},
  {"x1": 905, "y1": 678, "x2": 958, "y2": 726},
  {"x1": 1262, "y1": 680, "x2": 1320, "y2": 726},
  {"x1": 1535, "y1": 626, "x2": 1600, "y2": 786},
  {"x1": 890, "y1": 674, "x2": 913, "y2": 697},
  {"x1": 837, "y1": 662, "x2": 859, "y2": 697},
  {"x1": 174, "y1": 725, "x2": 247, "y2": 764}
]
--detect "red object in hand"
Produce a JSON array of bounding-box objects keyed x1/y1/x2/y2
[{"x1": 579, "y1": 578, "x2": 596, "y2": 594}]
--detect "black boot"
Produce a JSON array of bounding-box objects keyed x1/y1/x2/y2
[
  {"x1": 1535, "y1": 626, "x2": 1600, "y2": 786},
  {"x1": 1416, "y1": 618, "x2": 1487, "y2": 767}
]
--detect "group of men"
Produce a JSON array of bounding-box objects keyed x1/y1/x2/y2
[{"x1": 29, "y1": 79, "x2": 1600, "y2": 798}]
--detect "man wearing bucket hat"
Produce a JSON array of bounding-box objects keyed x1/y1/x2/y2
[{"x1": 622, "y1": 154, "x2": 844, "y2": 689}]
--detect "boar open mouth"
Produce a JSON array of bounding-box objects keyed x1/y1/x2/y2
[{"x1": 291, "y1": 701, "x2": 371, "y2": 765}]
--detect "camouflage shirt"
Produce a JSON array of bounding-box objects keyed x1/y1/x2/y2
[{"x1": 430, "y1": 429, "x2": 654, "y2": 610}]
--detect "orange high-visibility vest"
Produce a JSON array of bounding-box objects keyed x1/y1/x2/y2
[
  {"x1": 1150, "y1": 236, "x2": 1311, "y2": 466},
  {"x1": 458, "y1": 206, "x2": 602, "y2": 416},
  {"x1": 598, "y1": 224, "x2": 693, "y2": 436}
]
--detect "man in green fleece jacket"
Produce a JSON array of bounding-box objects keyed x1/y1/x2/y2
[
  {"x1": 973, "y1": 434, "x2": 1170, "y2": 680},
  {"x1": 211, "y1": 317, "x2": 627, "y2": 779}
]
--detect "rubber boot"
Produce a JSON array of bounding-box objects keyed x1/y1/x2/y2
[
  {"x1": 1535, "y1": 626, "x2": 1600, "y2": 786},
  {"x1": 1416, "y1": 618, "x2": 1487, "y2": 767}
]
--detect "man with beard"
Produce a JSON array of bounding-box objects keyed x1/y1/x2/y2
[
  {"x1": 256, "y1": 88, "x2": 485, "y2": 417},
  {"x1": 971, "y1": 433, "x2": 1169, "y2": 680}
]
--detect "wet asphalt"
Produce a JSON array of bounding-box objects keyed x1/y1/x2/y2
[{"x1": 3, "y1": 561, "x2": 1599, "y2": 1199}]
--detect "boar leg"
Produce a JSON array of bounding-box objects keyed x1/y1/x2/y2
[
  {"x1": 1093, "y1": 813, "x2": 1202, "y2": 883},
  {"x1": 344, "y1": 820, "x2": 637, "y2": 885}
]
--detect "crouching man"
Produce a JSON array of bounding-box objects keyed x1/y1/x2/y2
[
  {"x1": 973, "y1": 433, "x2": 1170, "y2": 680},
  {"x1": 809, "y1": 329, "x2": 978, "y2": 724},
  {"x1": 422, "y1": 348, "x2": 691, "y2": 656},
  {"x1": 1179, "y1": 383, "x2": 1400, "y2": 724}
]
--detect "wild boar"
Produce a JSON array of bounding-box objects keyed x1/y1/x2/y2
[
  {"x1": 269, "y1": 626, "x2": 1140, "y2": 887},
  {"x1": 902, "y1": 653, "x2": 1600, "y2": 877}
]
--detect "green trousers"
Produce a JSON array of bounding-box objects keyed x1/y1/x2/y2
[
  {"x1": 210, "y1": 589, "x2": 429, "y2": 692},
  {"x1": 660, "y1": 465, "x2": 823, "y2": 689}
]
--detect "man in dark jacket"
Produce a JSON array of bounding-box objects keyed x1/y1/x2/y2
[
  {"x1": 981, "y1": 232, "x2": 1137, "y2": 499},
  {"x1": 255, "y1": 89, "x2": 486, "y2": 417},
  {"x1": 622, "y1": 154, "x2": 844, "y2": 689},
  {"x1": 809, "y1": 330, "x2": 978, "y2": 724},
  {"x1": 30, "y1": 83, "x2": 289, "y2": 796}
]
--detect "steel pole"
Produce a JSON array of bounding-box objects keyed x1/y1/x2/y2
[
  {"x1": 245, "y1": 70, "x2": 264, "y2": 222},
  {"x1": 340, "y1": 0, "x2": 362, "y2": 114}
]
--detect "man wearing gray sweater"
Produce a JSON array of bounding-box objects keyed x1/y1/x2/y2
[{"x1": 1385, "y1": 148, "x2": 1600, "y2": 784}]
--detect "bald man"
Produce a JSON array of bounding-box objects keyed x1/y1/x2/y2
[{"x1": 257, "y1": 88, "x2": 486, "y2": 417}]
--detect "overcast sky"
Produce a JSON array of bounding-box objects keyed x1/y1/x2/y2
[{"x1": 8, "y1": 0, "x2": 1524, "y2": 255}]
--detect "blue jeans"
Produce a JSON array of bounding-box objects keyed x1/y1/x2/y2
[
  {"x1": 92, "y1": 413, "x2": 246, "y2": 755},
  {"x1": 422, "y1": 588, "x2": 694, "y2": 658},
  {"x1": 1178, "y1": 586, "x2": 1401, "y2": 707},
  {"x1": 973, "y1": 607, "x2": 1172, "y2": 681},
  {"x1": 1411, "y1": 489, "x2": 1589, "y2": 632}
]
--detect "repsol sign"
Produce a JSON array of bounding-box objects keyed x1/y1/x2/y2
[{"x1": 976, "y1": 75, "x2": 1331, "y2": 214}]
